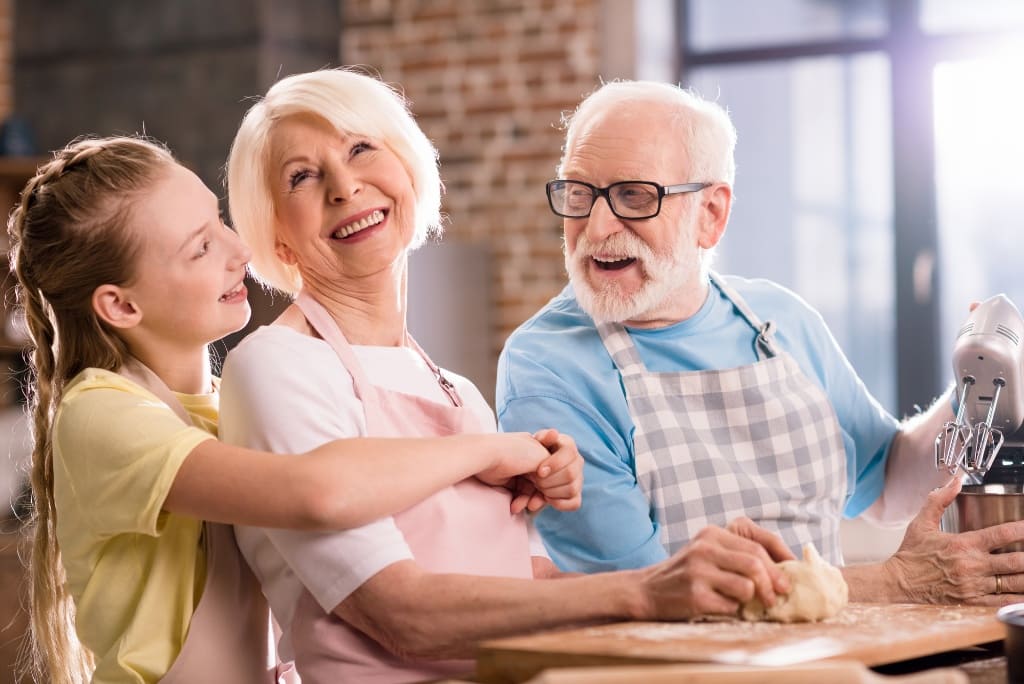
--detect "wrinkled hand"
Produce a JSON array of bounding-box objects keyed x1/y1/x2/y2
[
  {"x1": 638, "y1": 524, "x2": 793, "y2": 620},
  {"x1": 885, "y1": 476, "x2": 1024, "y2": 605},
  {"x1": 727, "y1": 516, "x2": 797, "y2": 563}
]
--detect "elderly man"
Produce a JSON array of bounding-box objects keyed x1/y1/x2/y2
[{"x1": 497, "y1": 79, "x2": 1024, "y2": 604}]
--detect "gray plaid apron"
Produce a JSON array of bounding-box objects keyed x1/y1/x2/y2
[{"x1": 596, "y1": 272, "x2": 847, "y2": 563}]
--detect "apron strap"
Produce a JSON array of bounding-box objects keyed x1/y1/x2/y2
[
  {"x1": 116, "y1": 357, "x2": 279, "y2": 683},
  {"x1": 595, "y1": 321, "x2": 647, "y2": 375},
  {"x1": 294, "y1": 290, "x2": 462, "y2": 407},
  {"x1": 294, "y1": 291, "x2": 376, "y2": 401},
  {"x1": 596, "y1": 273, "x2": 782, "y2": 374},
  {"x1": 403, "y1": 334, "x2": 463, "y2": 407},
  {"x1": 708, "y1": 271, "x2": 780, "y2": 360},
  {"x1": 118, "y1": 357, "x2": 194, "y2": 425}
]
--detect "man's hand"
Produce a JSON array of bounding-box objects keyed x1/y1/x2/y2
[
  {"x1": 638, "y1": 523, "x2": 793, "y2": 619},
  {"x1": 727, "y1": 516, "x2": 797, "y2": 563},
  {"x1": 885, "y1": 476, "x2": 1024, "y2": 605}
]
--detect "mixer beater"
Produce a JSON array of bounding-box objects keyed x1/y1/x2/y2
[{"x1": 934, "y1": 294, "x2": 1024, "y2": 479}]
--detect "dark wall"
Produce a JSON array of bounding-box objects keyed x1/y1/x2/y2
[{"x1": 13, "y1": 0, "x2": 342, "y2": 352}]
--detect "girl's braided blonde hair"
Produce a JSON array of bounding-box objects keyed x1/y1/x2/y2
[{"x1": 7, "y1": 135, "x2": 175, "y2": 683}]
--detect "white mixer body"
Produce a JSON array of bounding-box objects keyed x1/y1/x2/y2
[{"x1": 952, "y1": 294, "x2": 1024, "y2": 437}]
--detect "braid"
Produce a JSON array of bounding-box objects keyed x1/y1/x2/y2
[
  {"x1": 8, "y1": 163, "x2": 92, "y2": 684},
  {"x1": 6, "y1": 136, "x2": 175, "y2": 683},
  {"x1": 19, "y1": 285, "x2": 91, "y2": 684}
]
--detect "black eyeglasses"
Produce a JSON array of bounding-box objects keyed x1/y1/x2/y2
[{"x1": 546, "y1": 179, "x2": 711, "y2": 220}]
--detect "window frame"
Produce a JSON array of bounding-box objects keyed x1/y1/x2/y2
[{"x1": 677, "y1": 0, "x2": 1024, "y2": 415}]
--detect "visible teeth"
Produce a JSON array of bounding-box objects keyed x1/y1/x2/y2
[
  {"x1": 333, "y1": 210, "x2": 385, "y2": 239},
  {"x1": 594, "y1": 256, "x2": 632, "y2": 263},
  {"x1": 219, "y1": 284, "x2": 243, "y2": 301}
]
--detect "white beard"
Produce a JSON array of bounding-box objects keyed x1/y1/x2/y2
[{"x1": 565, "y1": 228, "x2": 693, "y2": 324}]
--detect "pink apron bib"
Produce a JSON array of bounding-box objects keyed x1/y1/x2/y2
[
  {"x1": 118, "y1": 360, "x2": 296, "y2": 684},
  {"x1": 288, "y1": 291, "x2": 533, "y2": 684}
]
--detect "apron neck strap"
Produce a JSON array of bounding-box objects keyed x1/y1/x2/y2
[
  {"x1": 595, "y1": 321, "x2": 646, "y2": 375},
  {"x1": 117, "y1": 357, "x2": 193, "y2": 425},
  {"x1": 708, "y1": 271, "x2": 780, "y2": 360},
  {"x1": 294, "y1": 290, "x2": 374, "y2": 399},
  {"x1": 293, "y1": 290, "x2": 462, "y2": 407}
]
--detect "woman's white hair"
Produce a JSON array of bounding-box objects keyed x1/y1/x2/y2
[
  {"x1": 558, "y1": 80, "x2": 737, "y2": 187},
  {"x1": 226, "y1": 67, "x2": 442, "y2": 294}
]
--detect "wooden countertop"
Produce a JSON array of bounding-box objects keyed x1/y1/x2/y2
[{"x1": 476, "y1": 603, "x2": 1006, "y2": 684}]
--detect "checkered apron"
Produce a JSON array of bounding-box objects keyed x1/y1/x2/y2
[{"x1": 596, "y1": 273, "x2": 847, "y2": 563}]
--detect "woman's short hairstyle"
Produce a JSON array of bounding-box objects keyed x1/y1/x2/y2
[
  {"x1": 227, "y1": 68, "x2": 442, "y2": 294},
  {"x1": 559, "y1": 80, "x2": 737, "y2": 187}
]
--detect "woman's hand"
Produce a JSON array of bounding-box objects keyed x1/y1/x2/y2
[
  {"x1": 883, "y1": 476, "x2": 1024, "y2": 605},
  {"x1": 474, "y1": 430, "x2": 584, "y2": 514},
  {"x1": 636, "y1": 524, "x2": 793, "y2": 619}
]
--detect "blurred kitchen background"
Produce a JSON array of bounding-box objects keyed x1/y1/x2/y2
[{"x1": 1, "y1": 1, "x2": 1024, "y2": 677}]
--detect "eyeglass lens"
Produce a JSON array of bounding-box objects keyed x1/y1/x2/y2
[{"x1": 550, "y1": 181, "x2": 660, "y2": 218}]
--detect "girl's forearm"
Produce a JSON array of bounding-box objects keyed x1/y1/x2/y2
[
  {"x1": 168, "y1": 434, "x2": 502, "y2": 529},
  {"x1": 297, "y1": 434, "x2": 504, "y2": 528}
]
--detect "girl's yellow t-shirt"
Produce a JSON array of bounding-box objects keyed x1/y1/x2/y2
[{"x1": 53, "y1": 368, "x2": 217, "y2": 684}]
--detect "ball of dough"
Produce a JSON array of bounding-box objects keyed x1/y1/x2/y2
[{"x1": 740, "y1": 543, "x2": 848, "y2": 623}]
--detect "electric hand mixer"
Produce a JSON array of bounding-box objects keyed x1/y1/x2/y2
[{"x1": 935, "y1": 294, "x2": 1024, "y2": 481}]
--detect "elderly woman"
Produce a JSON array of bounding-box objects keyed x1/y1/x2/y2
[{"x1": 219, "y1": 68, "x2": 795, "y2": 684}]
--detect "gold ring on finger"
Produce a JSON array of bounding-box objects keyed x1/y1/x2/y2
[{"x1": 996, "y1": 574, "x2": 1004, "y2": 595}]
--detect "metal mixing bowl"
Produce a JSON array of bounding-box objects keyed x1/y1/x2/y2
[{"x1": 940, "y1": 483, "x2": 1024, "y2": 552}]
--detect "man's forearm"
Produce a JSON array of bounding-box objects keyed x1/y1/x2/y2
[
  {"x1": 863, "y1": 388, "x2": 956, "y2": 525},
  {"x1": 841, "y1": 561, "x2": 903, "y2": 602}
]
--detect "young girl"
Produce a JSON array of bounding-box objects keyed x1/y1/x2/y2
[{"x1": 8, "y1": 136, "x2": 581, "y2": 684}]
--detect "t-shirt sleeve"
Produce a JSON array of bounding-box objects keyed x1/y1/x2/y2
[
  {"x1": 497, "y1": 337, "x2": 670, "y2": 572},
  {"x1": 219, "y1": 329, "x2": 413, "y2": 613},
  {"x1": 53, "y1": 386, "x2": 214, "y2": 538}
]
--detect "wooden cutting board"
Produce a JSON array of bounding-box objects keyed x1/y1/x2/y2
[{"x1": 475, "y1": 603, "x2": 1003, "y2": 684}]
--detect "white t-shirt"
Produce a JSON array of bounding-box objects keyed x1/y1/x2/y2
[{"x1": 219, "y1": 325, "x2": 545, "y2": 659}]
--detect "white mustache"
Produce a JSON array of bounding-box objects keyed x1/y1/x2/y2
[{"x1": 572, "y1": 231, "x2": 655, "y2": 262}]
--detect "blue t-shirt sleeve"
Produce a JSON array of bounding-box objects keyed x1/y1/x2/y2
[
  {"x1": 497, "y1": 333, "x2": 669, "y2": 573},
  {"x1": 499, "y1": 395, "x2": 669, "y2": 572}
]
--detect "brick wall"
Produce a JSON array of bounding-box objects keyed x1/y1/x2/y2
[{"x1": 342, "y1": 0, "x2": 606, "y2": 359}]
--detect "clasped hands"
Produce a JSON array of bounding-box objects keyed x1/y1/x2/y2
[{"x1": 476, "y1": 428, "x2": 584, "y2": 514}]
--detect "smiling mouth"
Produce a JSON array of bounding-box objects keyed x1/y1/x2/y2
[
  {"x1": 592, "y1": 256, "x2": 637, "y2": 271},
  {"x1": 332, "y1": 209, "x2": 386, "y2": 239},
  {"x1": 219, "y1": 282, "x2": 245, "y2": 301}
]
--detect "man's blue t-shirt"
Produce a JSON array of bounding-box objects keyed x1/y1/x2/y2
[{"x1": 496, "y1": 275, "x2": 900, "y2": 573}]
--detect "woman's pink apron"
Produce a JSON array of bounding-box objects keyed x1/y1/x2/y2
[
  {"x1": 118, "y1": 360, "x2": 296, "y2": 684},
  {"x1": 288, "y1": 291, "x2": 533, "y2": 684}
]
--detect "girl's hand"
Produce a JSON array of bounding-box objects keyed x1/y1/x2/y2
[
  {"x1": 526, "y1": 429, "x2": 584, "y2": 512},
  {"x1": 473, "y1": 430, "x2": 583, "y2": 514}
]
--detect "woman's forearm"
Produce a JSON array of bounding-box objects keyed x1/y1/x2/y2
[{"x1": 335, "y1": 560, "x2": 647, "y2": 659}]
